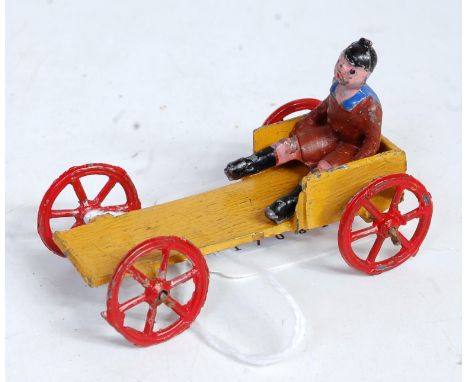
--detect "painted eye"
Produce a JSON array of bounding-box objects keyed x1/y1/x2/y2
[{"x1": 350, "y1": 69, "x2": 356, "y2": 75}]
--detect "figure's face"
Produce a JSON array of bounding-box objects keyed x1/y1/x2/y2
[{"x1": 334, "y1": 54, "x2": 369, "y2": 88}]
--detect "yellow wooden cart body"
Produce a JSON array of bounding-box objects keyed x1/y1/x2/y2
[{"x1": 54, "y1": 117, "x2": 406, "y2": 288}]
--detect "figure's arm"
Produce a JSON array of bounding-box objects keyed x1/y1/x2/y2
[
  {"x1": 292, "y1": 96, "x2": 329, "y2": 135},
  {"x1": 306, "y1": 96, "x2": 329, "y2": 123},
  {"x1": 354, "y1": 101, "x2": 383, "y2": 160}
]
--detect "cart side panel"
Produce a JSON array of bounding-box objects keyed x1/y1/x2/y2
[
  {"x1": 379, "y1": 135, "x2": 403, "y2": 153},
  {"x1": 252, "y1": 117, "x2": 303, "y2": 152},
  {"x1": 298, "y1": 145, "x2": 407, "y2": 229}
]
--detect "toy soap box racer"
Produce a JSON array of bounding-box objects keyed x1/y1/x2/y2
[
  {"x1": 224, "y1": 38, "x2": 382, "y2": 224},
  {"x1": 37, "y1": 37, "x2": 434, "y2": 347}
]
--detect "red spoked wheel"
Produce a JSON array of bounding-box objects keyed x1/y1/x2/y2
[
  {"x1": 263, "y1": 98, "x2": 321, "y2": 126},
  {"x1": 338, "y1": 174, "x2": 433, "y2": 275},
  {"x1": 105, "y1": 236, "x2": 209, "y2": 346},
  {"x1": 37, "y1": 163, "x2": 141, "y2": 257}
]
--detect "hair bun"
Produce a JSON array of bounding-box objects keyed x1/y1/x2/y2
[
  {"x1": 344, "y1": 38, "x2": 377, "y2": 72},
  {"x1": 359, "y1": 38, "x2": 373, "y2": 48}
]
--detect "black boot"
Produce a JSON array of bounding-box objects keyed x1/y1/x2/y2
[
  {"x1": 224, "y1": 147, "x2": 276, "y2": 180},
  {"x1": 264, "y1": 184, "x2": 302, "y2": 224}
]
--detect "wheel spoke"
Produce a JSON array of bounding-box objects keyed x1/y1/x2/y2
[
  {"x1": 390, "y1": 186, "x2": 404, "y2": 211},
  {"x1": 163, "y1": 295, "x2": 188, "y2": 319},
  {"x1": 158, "y1": 248, "x2": 170, "y2": 279},
  {"x1": 71, "y1": 217, "x2": 84, "y2": 228},
  {"x1": 50, "y1": 209, "x2": 79, "y2": 218},
  {"x1": 402, "y1": 207, "x2": 423, "y2": 222},
  {"x1": 71, "y1": 178, "x2": 88, "y2": 203},
  {"x1": 366, "y1": 235, "x2": 385, "y2": 263},
  {"x1": 127, "y1": 266, "x2": 150, "y2": 287},
  {"x1": 143, "y1": 302, "x2": 158, "y2": 334},
  {"x1": 351, "y1": 225, "x2": 378, "y2": 242},
  {"x1": 362, "y1": 198, "x2": 384, "y2": 222},
  {"x1": 119, "y1": 293, "x2": 146, "y2": 312},
  {"x1": 94, "y1": 177, "x2": 118, "y2": 205},
  {"x1": 395, "y1": 230, "x2": 411, "y2": 249},
  {"x1": 169, "y1": 267, "x2": 198, "y2": 288}
]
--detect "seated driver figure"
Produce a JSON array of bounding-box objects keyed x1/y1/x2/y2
[{"x1": 224, "y1": 38, "x2": 382, "y2": 224}]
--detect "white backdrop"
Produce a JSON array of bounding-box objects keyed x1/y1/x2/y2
[{"x1": 6, "y1": 0, "x2": 461, "y2": 381}]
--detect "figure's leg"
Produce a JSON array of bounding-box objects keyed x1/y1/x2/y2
[
  {"x1": 224, "y1": 146, "x2": 276, "y2": 180},
  {"x1": 264, "y1": 183, "x2": 302, "y2": 224},
  {"x1": 318, "y1": 143, "x2": 358, "y2": 169},
  {"x1": 224, "y1": 137, "x2": 302, "y2": 180},
  {"x1": 263, "y1": 143, "x2": 358, "y2": 224}
]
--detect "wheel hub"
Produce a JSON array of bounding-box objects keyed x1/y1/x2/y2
[
  {"x1": 145, "y1": 280, "x2": 170, "y2": 302},
  {"x1": 379, "y1": 212, "x2": 403, "y2": 238},
  {"x1": 158, "y1": 290, "x2": 169, "y2": 302}
]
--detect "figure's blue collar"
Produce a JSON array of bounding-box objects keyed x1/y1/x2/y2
[{"x1": 330, "y1": 80, "x2": 380, "y2": 111}]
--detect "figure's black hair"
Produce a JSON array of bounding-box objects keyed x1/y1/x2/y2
[{"x1": 343, "y1": 38, "x2": 377, "y2": 72}]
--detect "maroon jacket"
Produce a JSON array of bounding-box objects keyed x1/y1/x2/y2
[{"x1": 292, "y1": 87, "x2": 382, "y2": 167}]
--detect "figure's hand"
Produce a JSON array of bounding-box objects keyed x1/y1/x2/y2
[{"x1": 316, "y1": 160, "x2": 332, "y2": 171}]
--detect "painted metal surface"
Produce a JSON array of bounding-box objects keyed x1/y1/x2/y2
[
  {"x1": 296, "y1": 139, "x2": 407, "y2": 230},
  {"x1": 54, "y1": 164, "x2": 307, "y2": 287},
  {"x1": 51, "y1": 123, "x2": 409, "y2": 288},
  {"x1": 338, "y1": 173, "x2": 433, "y2": 275},
  {"x1": 37, "y1": 163, "x2": 141, "y2": 256},
  {"x1": 37, "y1": 98, "x2": 432, "y2": 347},
  {"x1": 104, "y1": 236, "x2": 209, "y2": 346}
]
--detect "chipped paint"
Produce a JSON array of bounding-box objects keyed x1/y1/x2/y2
[
  {"x1": 327, "y1": 164, "x2": 349, "y2": 172},
  {"x1": 422, "y1": 194, "x2": 431, "y2": 206}
]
